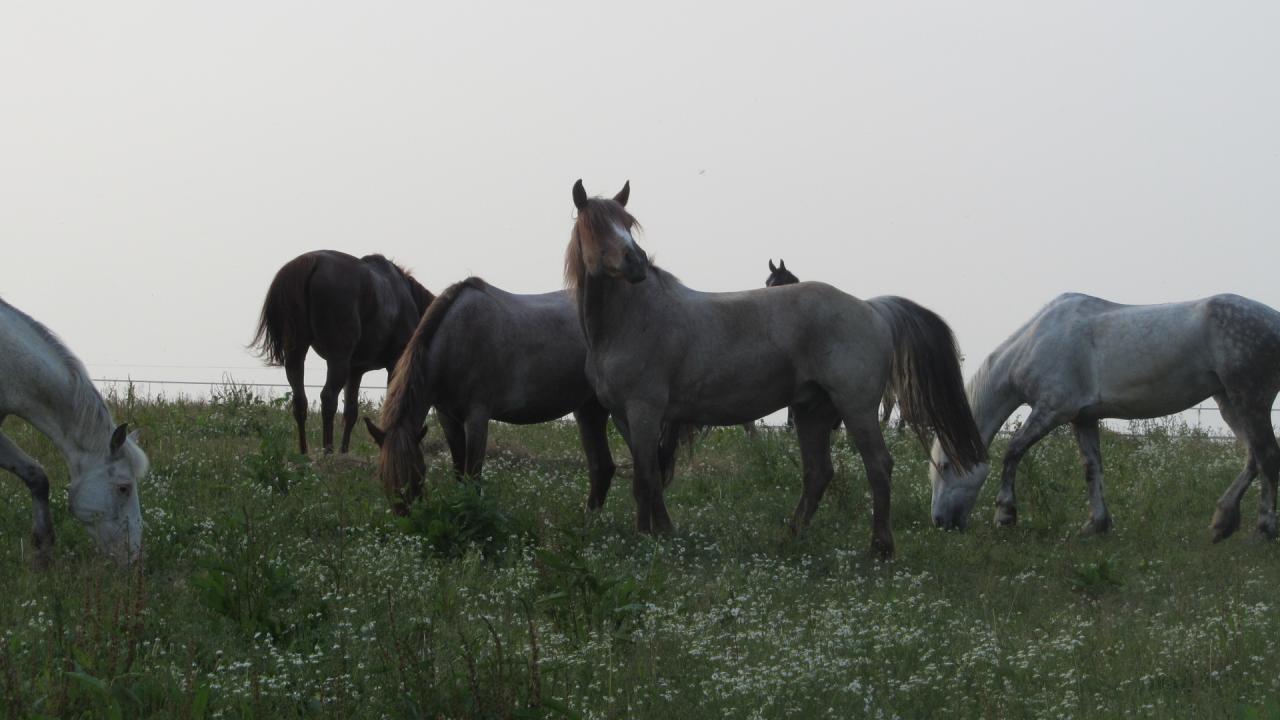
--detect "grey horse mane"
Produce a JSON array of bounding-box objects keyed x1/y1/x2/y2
[{"x1": 0, "y1": 296, "x2": 119, "y2": 449}]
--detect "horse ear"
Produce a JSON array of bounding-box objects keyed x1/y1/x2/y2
[
  {"x1": 768, "y1": 259, "x2": 777, "y2": 273},
  {"x1": 572, "y1": 179, "x2": 588, "y2": 210},
  {"x1": 110, "y1": 423, "x2": 129, "y2": 455},
  {"x1": 779, "y1": 259, "x2": 787, "y2": 271},
  {"x1": 614, "y1": 181, "x2": 630, "y2": 207},
  {"x1": 363, "y1": 417, "x2": 386, "y2": 447}
]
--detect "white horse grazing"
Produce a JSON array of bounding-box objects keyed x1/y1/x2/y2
[
  {"x1": 0, "y1": 298, "x2": 148, "y2": 566},
  {"x1": 930, "y1": 293, "x2": 1280, "y2": 541}
]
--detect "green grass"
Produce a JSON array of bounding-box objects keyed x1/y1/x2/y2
[{"x1": 1, "y1": 387, "x2": 1278, "y2": 719}]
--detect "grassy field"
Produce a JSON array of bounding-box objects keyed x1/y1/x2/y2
[{"x1": 2, "y1": 385, "x2": 1279, "y2": 719}]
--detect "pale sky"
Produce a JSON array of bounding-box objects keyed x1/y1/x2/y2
[{"x1": 3, "y1": 2, "x2": 1278, "y2": 426}]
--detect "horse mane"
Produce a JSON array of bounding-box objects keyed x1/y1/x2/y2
[
  {"x1": 0, "y1": 297, "x2": 123, "y2": 455},
  {"x1": 377, "y1": 276, "x2": 487, "y2": 505},
  {"x1": 564, "y1": 196, "x2": 642, "y2": 300},
  {"x1": 377, "y1": 256, "x2": 436, "y2": 316}
]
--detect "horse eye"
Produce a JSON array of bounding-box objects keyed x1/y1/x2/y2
[{"x1": 116, "y1": 484, "x2": 132, "y2": 497}]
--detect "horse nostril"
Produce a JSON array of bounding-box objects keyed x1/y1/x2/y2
[{"x1": 933, "y1": 514, "x2": 944, "y2": 528}]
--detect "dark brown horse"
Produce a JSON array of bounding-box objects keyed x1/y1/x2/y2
[
  {"x1": 252, "y1": 250, "x2": 434, "y2": 454},
  {"x1": 567, "y1": 180, "x2": 984, "y2": 557},
  {"x1": 766, "y1": 259, "x2": 899, "y2": 428}
]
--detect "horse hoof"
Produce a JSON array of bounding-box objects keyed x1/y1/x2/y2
[
  {"x1": 870, "y1": 537, "x2": 895, "y2": 561},
  {"x1": 994, "y1": 505, "x2": 1018, "y2": 528},
  {"x1": 1210, "y1": 505, "x2": 1241, "y2": 543},
  {"x1": 1079, "y1": 514, "x2": 1113, "y2": 537},
  {"x1": 1256, "y1": 515, "x2": 1278, "y2": 541}
]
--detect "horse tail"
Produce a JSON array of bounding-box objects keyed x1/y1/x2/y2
[
  {"x1": 250, "y1": 253, "x2": 320, "y2": 366},
  {"x1": 378, "y1": 277, "x2": 486, "y2": 510},
  {"x1": 868, "y1": 296, "x2": 986, "y2": 471}
]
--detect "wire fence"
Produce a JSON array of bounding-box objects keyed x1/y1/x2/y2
[{"x1": 90, "y1": 375, "x2": 1279, "y2": 440}]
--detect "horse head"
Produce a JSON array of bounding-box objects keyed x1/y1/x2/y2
[
  {"x1": 68, "y1": 423, "x2": 147, "y2": 564},
  {"x1": 567, "y1": 180, "x2": 648, "y2": 286}
]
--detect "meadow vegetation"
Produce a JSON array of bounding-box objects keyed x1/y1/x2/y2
[{"x1": 1, "y1": 384, "x2": 1278, "y2": 719}]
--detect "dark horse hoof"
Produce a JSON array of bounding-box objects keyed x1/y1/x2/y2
[
  {"x1": 994, "y1": 504, "x2": 1018, "y2": 528},
  {"x1": 1210, "y1": 504, "x2": 1241, "y2": 543},
  {"x1": 870, "y1": 537, "x2": 895, "y2": 561}
]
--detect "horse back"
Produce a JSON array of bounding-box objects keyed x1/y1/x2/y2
[{"x1": 428, "y1": 286, "x2": 592, "y2": 422}]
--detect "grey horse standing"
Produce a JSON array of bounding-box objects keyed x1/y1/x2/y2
[
  {"x1": 566, "y1": 180, "x2": 985, "y2": 557},
  {"x1": 929, "y1": 292, "x2": 1280, "y2": 542},
  {"x1": 764, "y1": 259, "x2": 899, "y2": 429},
  {"x1": 366, "y1": 278, "x2": 682, "y2": 515}
]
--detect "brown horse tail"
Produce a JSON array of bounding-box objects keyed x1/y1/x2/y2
[
  {"x1": 377, "y1": 277, "x2": 486, "y2": 508},
  {"x1": 250, "y1": 253, "x2": 320, "y2": 366},
  {"x1": 868, "y1": 296, "x2": 986, "y2": 472}
]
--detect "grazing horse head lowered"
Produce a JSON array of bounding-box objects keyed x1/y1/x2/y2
[
  {"x1": 1, "y1": 298, "x2": 148, "y2": 567},
  {"x1": 929, "y1": 292, "x2": 1280, "y2": 542},
  {"x1": 565, "y1": 180, "x2": 984, "y2": 558}
]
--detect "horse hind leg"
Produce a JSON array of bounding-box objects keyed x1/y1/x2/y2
[
  {"x1": 284, "y1": 350, "x2": 309, "y2": 454},
  {"x1": 0, "y1": 427, "x2": 55, "y2": 569},
  {"x1": 1071, "y1": 419, "x2": 1113, "y2": 535},
  {"x1": 840, "y1": 410, "x2": 895, "y2": 560},
  {"x1": 1209, "y1": 392, "x2": 1279, "y2": 541},
  {"x1": 339, "y1": 369, "x2": 366, "y2": 453},
  {"x1": 318, "y1": 359, "x2": 351, "y2": 454}
]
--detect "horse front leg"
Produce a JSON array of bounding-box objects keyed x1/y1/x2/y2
[
  {"x1": 790, "y1": 405, "x2": 837, "y2": 534},
  {"x1": 462, "y1": 412, "x2": 490, "y2": 481},
  {"x1": 1071, "y1": 419, "x2": 1113, "y2": 535},
  {"x1": 319, "y1": 360, "x2": 349, "y2": 454},
  {"x1": 994, "y1": 406, "x2": 1062, "y2": 528},
  {"x1": 624, "y1": 405, "x2": 671, "y2": 534},
  {"x1": 0, "y1": 429, "x2": 55, "y2": 569},
  {"x1": 436, "y1": 411, "x2": 468, "y2": 480},
  {"x1": 573, "y1": 399, "x2": 617, "y2": 511}
]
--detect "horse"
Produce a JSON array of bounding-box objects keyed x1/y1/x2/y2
[
  {"x1": 0, "y1": 298, "x2": 148, "y2": 567},
  {"x1": 928, "y1": 292, "x2": 1280, "y2": 542},
  {"x1": 566, "y1": 180, "x2": 985, "y2": 557},
  {"x1": 365, "y1": 277, "x2": 682, "y2": 516},
  {"x1": 765, "y1": 259, "x2": 899, "y2": 428},
  {"x1": 251, "y1": 250, "x2": 435, "y2": 454}
]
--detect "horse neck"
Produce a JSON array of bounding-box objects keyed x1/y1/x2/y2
[
  {"x1": 21, "y1": 369, "x2": 114, "y2": 478},
  {"x1": 968, "y1": 352, "x2": 1023, "y2": 448},
  {"x1": 579, "y1": 270, "x2": 668, "y2": 351}
]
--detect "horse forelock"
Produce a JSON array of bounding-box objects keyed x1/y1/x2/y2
[
  {"x1": 566, "y1": 198, "x2": 641, "y2": 293},
  {"x1": 377, "y1": 424, "x2": 421, "y2": 507}
]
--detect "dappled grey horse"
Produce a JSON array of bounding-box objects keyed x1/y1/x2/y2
[
  {"x1": 930, "y1": 293, "x2": 1280, "y2": 542},
  {"x1": 0, "y1": 298, "x2": 149, "y2": 567},
  {"x1": 566, "y1": 180, "x2": 985, "y2": 557},
  {"x1": 252, "y1": 250, "x2": 434, "y2": 454},
  {"x1": 366, "y1": 278, "x2": 681, "y2": 515}
]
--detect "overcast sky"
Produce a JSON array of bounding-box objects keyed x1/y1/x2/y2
[{"x1": 3, "y1": 2, "x2": 1278, "y2": 425}]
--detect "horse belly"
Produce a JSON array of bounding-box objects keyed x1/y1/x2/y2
[
  {"x1": 667, "y1": 364, "x2": 796, "y2": 426},
  {"x1": 1091, "y1": 367, "x2": 1220, "y2": 420}
]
